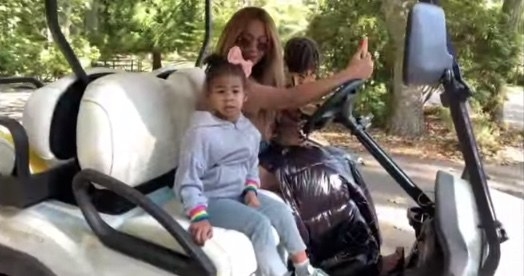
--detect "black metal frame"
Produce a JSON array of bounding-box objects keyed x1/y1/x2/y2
[
  {"x1": 73, "y1": 169, "x2": 217, "y2": 276},
  {"x1": 44, "y1": 0, "x2": 88, "y2": 85},
  {"x1": 0, "y1": 116, "x2": 78, "y2": 208},
  {"x1": 0, "y1": 77, "x2": 44, "y2": 88},
  {"x1": 195, "y1": 0, "x2": 212, "y2": 67},
  {"x1": 340, "y1": 116, "x2": 435, "y2": 214},
  {"x1": 304, "y1": 82, "x2": 436, "y2": 215},
  {"x1": 0, "y1": 117, "x2": 30, "y2": 177},
  {"x1": 440, "y1": 70, "x2": 504, "y2": 275}
]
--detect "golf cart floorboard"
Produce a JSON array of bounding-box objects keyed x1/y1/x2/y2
[{"x1": 0, "y1": 244, "x2": 56, "y2": 276}]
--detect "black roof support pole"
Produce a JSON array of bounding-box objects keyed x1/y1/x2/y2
[
  {"x1": 196, "y1": 0, "x2": 212, "y2": 67},
  {"x1": 44, "y1": 0, "x2": 88, "y2": 84}
]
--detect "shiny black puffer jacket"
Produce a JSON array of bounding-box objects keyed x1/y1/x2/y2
[{"x1": 260, "y1": 144, "x2": 382, "y2": 275}]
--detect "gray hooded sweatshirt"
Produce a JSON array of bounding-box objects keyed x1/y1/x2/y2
[{"x1": 174, "y1": 111, "x2": 261, "y2": 216}]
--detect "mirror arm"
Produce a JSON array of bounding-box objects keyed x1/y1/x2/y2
[{"x1": 442, "y1": 69, "x2": 507, "y2": 274}]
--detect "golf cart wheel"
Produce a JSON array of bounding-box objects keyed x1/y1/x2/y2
[{"x1": 0, "y1": 244, "x2": 56, "y2": 276}]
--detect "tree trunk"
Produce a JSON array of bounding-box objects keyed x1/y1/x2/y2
[
  {"x1": 494, "y1": 0, "x2": 523, "y2": 126},
  {"x1": 62, "y1": 4, "x2": 72, "y2": 40},
  {"x1": 152, "y1": 50, "x2": 162, "y2": 70},
  {"x1": 381, "y1": 0, "x2": 425, "y2": 138},
  {"x1": 85, "y1": 0, "x2": 99, "y2": 33},
  {"x1": 502, "y1": 0, "x2": 523, "y2": 29}
]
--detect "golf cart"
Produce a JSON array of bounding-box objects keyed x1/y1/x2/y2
[{"x1": 0, "y1": 0, "x2": 507, "y2": 275}]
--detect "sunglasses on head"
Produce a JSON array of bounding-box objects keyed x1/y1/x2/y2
[{"x1": 236, "y1": 35, "x2": 270, "y2": 52}]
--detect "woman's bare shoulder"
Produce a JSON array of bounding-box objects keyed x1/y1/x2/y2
[{"x1": 244, "y1": 79, "x2": 287, "y2": 111}]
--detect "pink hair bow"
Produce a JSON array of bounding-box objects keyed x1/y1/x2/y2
[{"x1": 227, "y1": 46, "x2": 253, "y2": 78}]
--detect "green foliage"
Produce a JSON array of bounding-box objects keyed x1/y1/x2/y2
[
  {"x1": 442, "y1": 0, "x2": 521, "y2": 118},
  {"x1": 308, "y1": 0, "x2": 522, "y2": 128},
  {"x1": 90, "y1": 0, "x2": 205, "y2": 61},
  {"x1": 437, "y1": 103, "x2": 502, "y2": 156},
  {"x1": 307, "y1": 0, "x2": 391, "y2": 125},
  {"x1": 0, "y1": 0, "x2": 99, "y2": 80}
]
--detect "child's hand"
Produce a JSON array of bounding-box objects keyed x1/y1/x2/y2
[
  {"x1": 189, "y1": 220, "x2": 213, "y2": 246},
  {"x1": 244, "y1": 191, "x2": 260, "y2": 208}
]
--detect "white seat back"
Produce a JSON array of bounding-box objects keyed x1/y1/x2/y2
[
  {"x1": 0, "y1": 133, "x2": 15, "y2": 175},
  {"x1": 76, "y1": 68, "x2": 205, "y2": 187},
  {"x1": 23, "y1": 68, "x2": 117, "y2": 166}
]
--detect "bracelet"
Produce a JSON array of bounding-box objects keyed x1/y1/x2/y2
[
  {"x1": 188, "y1": 205, "x2": 209, "y2": 222},
  {"x1": 243, "y1": 179, "x2": 259, "y2": 196},
  {"x1": 242, "y1": 185, "x2": 258, "y2": 196}
]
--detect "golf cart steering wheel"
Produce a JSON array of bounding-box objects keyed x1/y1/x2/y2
[{"x1": 303, "y1": 79, "x2": 365, "y2": 134}]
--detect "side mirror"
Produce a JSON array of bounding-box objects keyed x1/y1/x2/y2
[{"x1": 403, "y1": 3, "x2": 453, "y2": 86}]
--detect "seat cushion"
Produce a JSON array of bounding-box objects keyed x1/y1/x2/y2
[
  {"x1": 434, "y1": 170, "x2": 482, "y2": 275},
  {"x1": 119, "y1": 190, "x2": 258, "y2": 276},
  {"x1": 0, "y1": 133, "x2": 15, "y2": 175},
  {"x1": 118, "y1": 188, "x2": 284, "y2": 276},
  {"x1": 77, "y1": 70, "x2": 203, "y2": 186},
  {"x1": 23, "y1": 68, "x2": 117, "y2": 165},
  {"x1": 0, "y1": 128, "x2": 49, "y2": 175}
]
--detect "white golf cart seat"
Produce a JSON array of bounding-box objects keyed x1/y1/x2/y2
[
  {"x1": 151, "y1": 65, "x2": 178, "y2": 79},
  {"x1": 0, "y1": 68, "x2": 117, "y2": 207},
  {"x1": 75, "y1": 69, "x2": 284, "y2": 275},
  {"x1": 0, "y1": 136, "x2": 15, "y2": 175},
  {"x1": 23, "y1": 68, "x2": 118, "y2": 167}
]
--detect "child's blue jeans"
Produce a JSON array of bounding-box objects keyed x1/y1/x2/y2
[{"x1": 207, "y1": 192, "x2": 306, "y2": 276}]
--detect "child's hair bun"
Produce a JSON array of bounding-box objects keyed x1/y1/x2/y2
[
  {"x1": 204, "y1": 54, "x2": 228, "y2": 72},
  {"x1": 203, "y1": 52, "x2": 247, "y2": 86}
]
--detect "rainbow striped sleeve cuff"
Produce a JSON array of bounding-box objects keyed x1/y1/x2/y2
[
  {"x1": 243, "y1": 179, "x2": 259, "y2": 194},
  {"x1": 188, "y1": 205, "x2": 209, "y2": 222}
]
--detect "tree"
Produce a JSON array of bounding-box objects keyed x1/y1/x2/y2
[
  {"x1": 381, "y1": 0, "x2": 426, "y2": 137},
  {"x1": 91, "y1": 0, "x2": 204, "y2": 68},
  {"x1": 307, "y1": 0, "x2": 392, "y2": 124},
  {"x1": 502, "y1": 0, "x2": 523, "y2": 29},
  {"x1": 308, "y1": 0, "x2": 428, "y2": 136},
  {"x1": 0, "y1": 0, "x2": 99, "y2": 79},
  {"x1": 442, "y1": 0, "x2": 521, "y2": 125}
]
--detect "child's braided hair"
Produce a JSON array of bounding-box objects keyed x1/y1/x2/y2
[{"x1": 284, "y1": 37, "x2": 320, "y2": 74}]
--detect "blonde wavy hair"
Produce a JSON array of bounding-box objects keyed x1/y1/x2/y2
[{"x1": 215, "y1": 7, "x2": 285, "y2": 88}]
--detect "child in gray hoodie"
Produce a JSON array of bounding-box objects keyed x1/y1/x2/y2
[{"x1": 174, "y1": 48, "x2": 328, "y2": 276}]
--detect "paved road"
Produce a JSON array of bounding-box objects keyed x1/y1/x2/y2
[
  {"x1": 0, "y1": 91, "x2": 30, "y2": 121},
  {"x1": 504, "y1": 86, "x2": 524, "y2": 130}
]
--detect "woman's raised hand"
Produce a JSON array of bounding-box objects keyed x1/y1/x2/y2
[{"x1": 346, "y1": 38, "x2": 374, "y2": 80}]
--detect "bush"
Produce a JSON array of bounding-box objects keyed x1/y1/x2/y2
[{"x1": 436, "y1": 103, "x2": 502, "y2": 157}]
